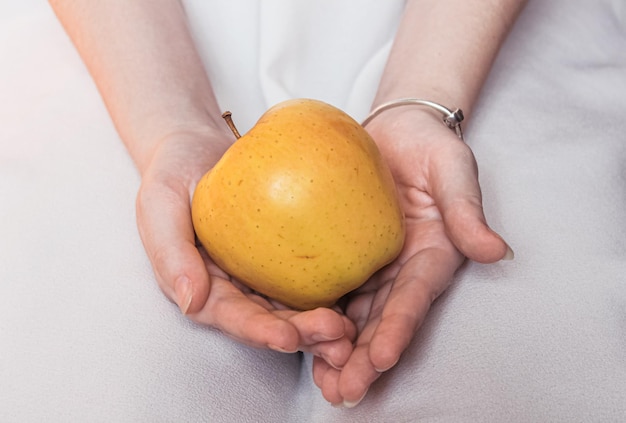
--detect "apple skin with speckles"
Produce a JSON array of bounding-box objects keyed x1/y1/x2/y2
[{"x1": 191, "y1": 98, "x2": 405, "y2": 310}]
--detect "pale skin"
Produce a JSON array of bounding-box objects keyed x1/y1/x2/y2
[{"x1": 50, "y1": 0, "x2": 526, "y2": 408}]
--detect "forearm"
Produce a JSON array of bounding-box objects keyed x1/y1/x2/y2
[
  {"x1": 49, "y1": 0, "x2": 223, "y2": 173},
  {"x1": 375, "y1": 0, "x2": 527, "y2": 118}
]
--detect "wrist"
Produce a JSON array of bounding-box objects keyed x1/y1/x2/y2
[
  {"x1": 363, "y1": 105, "x2": 459, "y2": 154},
  {"x1": 373, "y1": 84, "x2": 471, "y2": 118},
  {"x1": 138, "y1": 123, "x2": 233, "y2": 184},
  {"x1": 363, "y1": 98, "x2": 465, "y2": 141},
  {"x1": 133, "y1": 117, "x2": 234, "y2": 175}
]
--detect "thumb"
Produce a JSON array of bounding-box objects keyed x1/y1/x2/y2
[
  {"x1": 430, "y1": 143, "x2": 513, "y2": 263},
  {"x1": 136, "y1": 177, "x2": 210, "y2": 314},
  {"x1": 443, "y1": 198, "x2": 514, "y2": 263}
]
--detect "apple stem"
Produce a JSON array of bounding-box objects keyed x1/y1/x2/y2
[{"x1": 222, "y1": 111, "x2": 241, "y2": 139}]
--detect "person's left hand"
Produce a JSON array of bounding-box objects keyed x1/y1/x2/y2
[
  {"x1": 311, "y1": 108, "x2": 513, "y2": 407},
  {"x1": 135, "y1": 127, "x2": 357, "y2": 369}
]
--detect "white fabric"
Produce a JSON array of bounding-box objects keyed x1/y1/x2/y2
[
  {"x1": 181, "y1": 0, "x2": 405, "y2": 132},
  {"x1": 1, "y1": 1, "x2": 625, "y2": 421}
]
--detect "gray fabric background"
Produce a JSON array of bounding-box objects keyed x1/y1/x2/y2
[{"x1": 1, "y1": 1, "x2": 625, "y2": 421}]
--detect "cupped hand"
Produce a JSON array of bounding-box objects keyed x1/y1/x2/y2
[
  {"x1": 135, "y1": 127, "x2": 356, "y2": 367},
  {"x1": 312, "y1": 108, "x2": 513, "y2": 407}
]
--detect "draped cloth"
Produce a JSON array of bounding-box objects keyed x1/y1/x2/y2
[{"x1": 1, "y1": 1, "x2": 625, "y2": 421}]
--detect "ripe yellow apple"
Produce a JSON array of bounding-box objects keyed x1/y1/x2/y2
[{"x1": 191, "y1": 99, "x2": 405, "y2": 310}]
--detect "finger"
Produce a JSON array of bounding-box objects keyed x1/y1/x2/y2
[
  {"x1": 368, "y1": 246, "x2": 459, "y2": 373},
  {"x1": 285, "y1": 307, "x2": 348, "y2": 344},
  {"x1": 196, "y1": 277, "x2": 300, "y2": 352},
  {"x1": 335, "y1": 243, "x2": 461, "y2": 406},
  {"x1": 334, "y1": 294, "x2": 385, "y2": 405},
  {"x1": 306, "y1": 337, "x2": 354, "y2": 371},
  {"x1": 312, "y1": 355, "x2": 328, "y2": 389},
  {"x1": 312, "y1": 356, "x2": 344, "y2": 405},
  {"x1": 430, "y1": 141, "x2": 512, "y2": 263},
  {"x1": 320, "y1": 338, "x2": 354, "y2": 371},
  {"x1": 337, "y1": 342, "x2": 378, "y2": 407},
  {"x1": 136, "y1": 177, "x2": 210, "y2": 314},
  {"x1": 341, "y1": 313, "x2": 359, "y2": 344},
  {"x1": 284, "y1": 308, "x2": 356, "y2": 369},
  {"x1": 345, "y1": 290, "x2": 376, "y2": 333}
]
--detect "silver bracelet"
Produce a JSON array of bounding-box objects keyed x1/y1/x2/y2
[{"x1": 361, "y1": 98, "x2": 465, "y2": 141}]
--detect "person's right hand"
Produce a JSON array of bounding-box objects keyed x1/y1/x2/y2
[
  {"x1": 135, "y1": 127, "x2": 356, "y2": 367},
  {"x1": 310, "y1": 108, "x2": 513, "y2": 406}
]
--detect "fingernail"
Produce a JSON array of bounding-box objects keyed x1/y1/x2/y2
[
  {"x1": 343, "y1": 390, "x2": 368, "y2": 409},
  {"x1": 321, "y1": 354, "x2": 343, "y2": 370},
  {"x1": 374, "y1": 357, "x2": 399, "y2": 373},
  {"x1": 492, "y1": 229, "x2": 514, "y2": 261},
  {"x1": 502, "y1": 244, "x2": 515, "y2": 261},
  {"x1": 267, "y1": 344, "x2": 297, "y2": 354},
  {"x1": 312, "y1": 333, "x2": 341, "y2": 342},
  {"x1": 175, "y1": 276, "x2": 193, "y2": 315}
]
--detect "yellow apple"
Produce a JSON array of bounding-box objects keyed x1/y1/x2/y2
[{"x1": 191, "y1": 98, "x2": 405, "y2": 310}]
